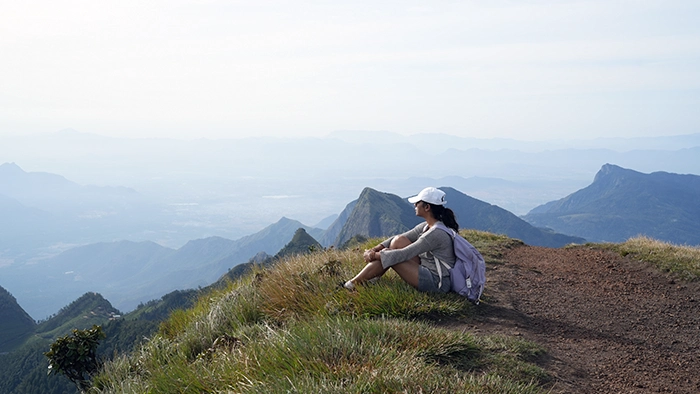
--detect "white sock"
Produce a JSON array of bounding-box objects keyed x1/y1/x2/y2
[{"x1": 344, "y1": 281, "x2": 355, "y2": 290}]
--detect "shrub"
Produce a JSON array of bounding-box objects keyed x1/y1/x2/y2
[{"x1": 45, "y1": 325, "x2": 106, "y2": 392}]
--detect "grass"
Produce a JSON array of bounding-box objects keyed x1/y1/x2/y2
[
  {"x1": 460, "y1": 230, "x2": 524, "y2": 266},
  {"x1": 596, "y1": 235, "x2": 700, "y2": 281},
  {"x1": 89, "y1": 231, "x2": 550, "y2": 393}
]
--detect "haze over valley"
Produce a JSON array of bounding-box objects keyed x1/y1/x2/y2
[
  {"x1": 2, "y1": 131, "x2": 699, "y2": 319},
  {"x1": 4, "y1": 130, "x2": 699, "y2": 241}
]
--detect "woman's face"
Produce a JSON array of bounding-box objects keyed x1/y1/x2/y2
[{"x1": 414, "y1": 201, "x2": 430, "y2": 218}]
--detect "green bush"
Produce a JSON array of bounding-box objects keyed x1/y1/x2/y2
[{"x1": 45, "y1": 325, "x2": 106, "y2": 392}]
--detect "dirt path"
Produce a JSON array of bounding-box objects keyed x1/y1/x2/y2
[{"x1": 469, "y1": 245, "x2": 700, "y2": 393}]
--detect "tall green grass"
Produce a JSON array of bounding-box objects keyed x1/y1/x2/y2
[{"x1": 90, "y1": 231, "x2": 549, "y2": 393}]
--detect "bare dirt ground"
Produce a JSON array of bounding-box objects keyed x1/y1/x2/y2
[{"x1": 469, "y1": 245, "x2": 700, "y2": 393}]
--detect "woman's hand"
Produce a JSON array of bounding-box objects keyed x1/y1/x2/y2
[{"x1": 363, "y1": 247, "x2": 382, "y2": 262}]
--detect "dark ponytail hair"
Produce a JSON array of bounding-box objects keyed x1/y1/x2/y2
[{"x1": 428, "y1": 203, "x2": 459, "y2": 232}]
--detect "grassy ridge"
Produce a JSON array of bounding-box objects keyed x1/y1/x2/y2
[
  {"x1": 597, "y1": 236, "x2": 700, "y2": 281},
  {"x1": 91, "y1": 231, "x2": 550, "y2": 393}
]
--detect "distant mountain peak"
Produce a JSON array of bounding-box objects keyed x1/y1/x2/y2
[
  {"x1": 292, "y1": 227, "x2": 311, "y2": 242},
  {"x1": 594, "y1": 163, "x2": 638, "y2": 181},
  {"x1": 598, "y1": 163, "x2": 623, "y2": 174},
  {"x1": 274, "y1": 228, "x2": 322, "y2": 259},
  {"x1": 525, "y1": 164, "x2": 700, "y2": 244},
  {"x1": 0, "y1": 162, "x2": 24, "y2": 174},
  {"x1": 333, "y1": 187, "x2": 422, "y2": 247}
]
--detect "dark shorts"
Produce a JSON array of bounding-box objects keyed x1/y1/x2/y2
[{"x1": 417, "y1": 265, "x2": 451, "y2": 293}]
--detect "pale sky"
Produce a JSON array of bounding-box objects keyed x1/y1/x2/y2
[{"x1": 2, "y1": 0, "x2": 699, "y2": 140}]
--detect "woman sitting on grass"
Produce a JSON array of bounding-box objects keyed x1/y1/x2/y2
[{"x1": 344, "y1": 187, "x2": 458, "y2": 292}]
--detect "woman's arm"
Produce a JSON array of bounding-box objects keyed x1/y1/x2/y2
[
  {"x1": 368, "y1": 223, "x2": 424, "y2": 262},
  {"x1": 379, "y1": 233, "x2": 437, "y2": 268},
  {"x1": 378, "y1": 226, "x2": 452, "y2": 269},
  {"x1": 363, "y1": 244, "x2": 385, "y2": 262}
]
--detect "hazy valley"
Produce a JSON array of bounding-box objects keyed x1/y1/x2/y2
[
  {"x1": 1, "y1": 131, "x2": 699, "y2": 394},
  {"x1": 2, "y1": 131, "x2": 699, "y2": 319}
]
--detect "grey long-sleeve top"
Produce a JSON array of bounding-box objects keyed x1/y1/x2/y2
[{"x1": 378, "y1": 222, "x2": 456, "y2": 277}]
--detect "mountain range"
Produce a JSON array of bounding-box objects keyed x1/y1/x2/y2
[
  {"x1": 2, "y1": 216, "x2": 323, "y2": 319},
  {"x1": 213, "y1": 227, "x2": 324, "y2": 288},
  {"x1": 3, "y1": 131, "x2": 699, "y2": 240},
  {"x1": 2, "y1": 160, "x2": 699, "y2": 392},
  {"x1": 0, "y1": 162, "x2": 165, "y2": 262},
  {"x1": 524, "y1": 164, "x2": 700, "y2": 244},
  {"x1": 0, "y1": 225, "x2": 328, "y2": 393},
  {"x1": 327, "y1": 187, "x2": 585, "y2": 248},
  {"x1": 3, "y1": 162, "x2": 699, "y2": 321},
  {"x1": 1, "y1": 178, "x2": 583, "y2": 319}
]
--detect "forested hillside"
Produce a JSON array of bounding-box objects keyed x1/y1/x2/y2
[
  {"x1": 0, "y1": 289, "x2": 200, "y2": 394},
  {"x1": 0, "y1": 286, "x2": 36, "y2": 353}
]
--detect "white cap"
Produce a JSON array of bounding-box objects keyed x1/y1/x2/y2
[{"x1": 407, "y1": 187, "x2": 446, "y2": 206}]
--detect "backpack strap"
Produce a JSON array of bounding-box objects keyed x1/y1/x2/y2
[
  {"x1": 432, "y1": 222, "x2": 456, "y2": 289},
  {"x1": 434, "y1": 256, "x2": 451, "y2": 289}
]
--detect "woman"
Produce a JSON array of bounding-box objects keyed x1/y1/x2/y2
[{"x1": 344, "y1": 187, "x2": 459, "y2": 292}]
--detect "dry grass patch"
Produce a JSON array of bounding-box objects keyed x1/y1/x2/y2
[{"x1": 598, "y1": 236, "x2": 700, "y2": 281}]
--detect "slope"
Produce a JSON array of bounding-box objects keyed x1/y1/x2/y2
[
  {"x1": 0, "y1": 287, "x2": 201, "y2": 394},
  {"x1": 334, "y1": 187, "x2": 423, "y2": 247},
  {"x1": 523, "y1": 164, "x2": 700, "y2": 244},
  {"x1": 0, "y1": 286, "x2": 36, "y2": 353},
  {"x1": 318, "y1": 200, "x2": 358, "y2": 247},
  {"x1": 441, "y1": 187, "x2": 585, "y2": 247},
  {"x1": 89, "y1": 230, "x2": 553, "y2": 393},
  {"x1": 34, "y1": 292, "x2": 120, "y2": 340},
  {"x1": 333, "y1": 187, "x2": 583, "y2": 248},
  {"x1": 88, "y1": 224, "x2": 700, "y2": 393},
  {"x1": 213, "y1": 227, "x2": 324, "y2": 287},
  {"x1": 6, "y1": 216, "x2": 324, "y2": 319},
  {"x1": 274, "y1": 228, "x2": 323, "y2": 259}
]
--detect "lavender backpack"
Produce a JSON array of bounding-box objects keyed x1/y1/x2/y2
[{"x1": 433, "y1": 222, "x2": 486, "y2": 305}]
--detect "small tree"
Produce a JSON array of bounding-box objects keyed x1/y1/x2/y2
[{"x1": 45, "y1": 325, "x2": 106, "y2": 392}]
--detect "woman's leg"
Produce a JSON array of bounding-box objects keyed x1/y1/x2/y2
[
  {"x1": 348, "y1": 260, "x2": 387, "y2": 285},
  {"x1": 347, "y1": 236, "x2": 420, "y2": 288},
  {"x1": 385, "y1": 236, "x2": 420, "y2": 288}
]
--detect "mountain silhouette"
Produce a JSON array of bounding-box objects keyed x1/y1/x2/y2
[
  {"x1": 0, "y1": 163, "x2": 161, "y2": 263},
  {"x1": 523, "y1": 164, "x2": 700, "y2": 244},
  {"x1": 331, "y1": 187, "x2": 583, "y2": 248},
  {"x1": 214, "y1": 227, "x2": 324, "y2": 287},
  {"x1": 275, "y1": 228, "x2": 322, "y2": 259},
  {"x1": 10, "y1": 217, "x2": 324, "y2": 319},
  {"x1": 334, "y1": 188, "x2": 423, "y2": 247},
  {"x1": 440, "y1": 187, "x2": 585, "y2": 247},
  {"x1": 0, "y1": 286, "x2": 36, "y2": 352},
  {"x1": 319, "y1": 200, "x2": 358, "y2": 246},
  {"x1": 34, "y1": 292, "x2": 119, "y2": 340},
  {"x1": 0, "y1": 162, "x2": 140, "y2": 213}
]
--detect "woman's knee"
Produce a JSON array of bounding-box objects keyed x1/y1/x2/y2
[{"x1": 390, "y1": 235, "x2": 412, "y2": 249}]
